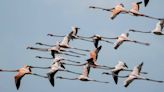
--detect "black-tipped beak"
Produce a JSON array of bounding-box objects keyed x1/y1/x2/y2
[
  {"x1": 47, "y1": 33, "x2": 54, "y2": 36},
  {"x1": 89, "y1": 6, "x2": 95, "y2": 8}
]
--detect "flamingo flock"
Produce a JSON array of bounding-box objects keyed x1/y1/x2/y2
[{"x1": 1, "y1": 0, "x2": 164, "y2": 90}]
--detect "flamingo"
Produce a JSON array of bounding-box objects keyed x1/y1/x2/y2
[
  {"x1": 129, "y1": 1, "x2": 142, "y2": 15},
  {"x1": 56, "y1": 58, "x2": 109, "y2": 84},
  {"x1": 129, "y1": 20, "x2": 164, "y2": 35},
  {"x1": 68, "y1": 26, "x2": 80, "y2": 40},
  {"x1": 35, "y1": 40, "x2": 90, "y2": 52},
  {"x1": 35, "y1": 56, "x2": 81, "y2": 64},
  {"x1": 61, "y1": 57, "x2": 114, "y2": 71},
  {"x1": 27, "y1": 42, "x2": 81, "y2": 58},
  {"x1": 124, "y1": 62, "x2": 164, "y2": 87},
  {"x1": 103, "y1": 61, "x2": 128, "y2": 84},
  {"x1": 90, "y1": 2, "x2": 163, "y2": 20},
  {"x1": 47, "y1": 26, "x2": 80, "y2": 39},
  {"x1": 29, "y1": 58, "x2": 81, "y2": 87},
  {"x1": 89, "y1": 3, "x2": 129, "y2": 20},
  {"x1": 46, "y1": 58, "x2": 66, "y2": 87},
  {"x1": 77, "y1": 34, "x2": 113, "y2": 48},
  {"x1": 0, "y1": 65, "x2": 47, "y2": 90},
  {"x1": 112, "y1": 33, "x2": 149, "y2": 49},
  {"x1": 110, "y1": 3, "x2": 128, "y2": 20},
  {"x1": 47, "y1": 26, "x2": 92, "y2": 42},
  {"x1": 58, "y1": 35, "x2": 90, "y2": 52},
  {"x1": 35, "y1": 42, "x2": 88, "y2": 56},
  {"x1": 48, "y1": 34, "x2": 89, "y2": 52},
  {"x1": 102, "y1": 61, "x2": 148, "y2": 84},
  {"x1": 128, "y1": 1, "x2": 163, "y2": 20}
]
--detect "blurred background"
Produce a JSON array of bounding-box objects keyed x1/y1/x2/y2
[{"x1": 0, "y1": 0, "x2": 164, "y2": 92}]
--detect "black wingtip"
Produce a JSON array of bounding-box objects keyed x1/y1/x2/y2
[
  {"x1": 114, "y1": 45, "x2": 119, "y2": 50},
  {"x1": 47, "y1": 73, "x2": 55, "y2": 87},
  {"x1": 144, "y1": 0, "x2": 149, "y2": 7},
  {"x1": 124, "y1": 84, "x2": 128, "y2": 88},
  {"x1": 47, "y1": 33, "x2": 54, "y2": 36},
  {"x1": 89, "y1": 6, "x2": 95, "y2": 8},
  {"x1": 16, "y1": 86, "x2": 20, "y2": 90},
  {"x1": 112, "y1": 71, "x2": 119, "y2": 84},
  {"x1": 129, "y1": 29, "x2": 135, "y2": 32}
]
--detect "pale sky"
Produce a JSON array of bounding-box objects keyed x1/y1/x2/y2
[{"x1": 0, "y1": 0, "x2": 164, "y2": 92}]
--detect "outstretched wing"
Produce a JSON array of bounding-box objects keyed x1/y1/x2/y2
[
  {"x1": 47, "y1": 70, "x2": 58, "y2": 87},
  {"x1": 15, "y1": 73, "x2": 25, "y2": 90},
  {"x1": 112, "y1": 70, "x2": 120, "y2": 84}
]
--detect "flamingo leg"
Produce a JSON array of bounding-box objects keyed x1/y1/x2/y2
[{"x1": 129, "y1": 29, "x2": 152, "y2": 33}]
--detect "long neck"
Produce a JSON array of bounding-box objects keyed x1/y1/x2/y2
[{"x1": 0, "y1": 69, "x2": 18, "y2": 72}]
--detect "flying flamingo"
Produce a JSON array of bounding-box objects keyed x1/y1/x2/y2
[
  {"x1": 68, "y1": 26, "x2": 80, "y2": 40},
  {"x1": 29, "y1": 58, "x2": 81, "y2": 87},
  {"x1": 90, "y1": 2, "x2": 163, "y2": 20},
  {"x1": 61, "y1": 57, "x2": 114, "y2": 71},
  {"x1": 35, "y1": 38, "x2": 90, "y2": 52},
  {"x1": 27, "y1": 42, "x2": 81, "y2": 58},
  {"x1": 128, "y1": 1, "x2": 163, "y2": 20},
  {"x1": 89, "y1": 3, "x2": 129, "y2": 20},
  {"x1": 129, "y1": 20, "x2": 164, "y2": 35},
  {"x1": 102, "y1": 61, "x2": 148, "y2": 84},
  {"x1": 103, "y1": 61, "x2": 128, "y2": 84},
  {"x1": 56, "y1": 58, "x2": 109, "y2": 84},
  {"x1": 47, "y1": 26, "x2": 79, "y2": 39},
  {"x1": 124, "y1": 62, "x2": 164, "y2": 87},
  {"x1": 108, "y1": 33, "x2": 150, "y2": 49},
  {"x1": 35, "y1": 42, "x2": 88, "y2": 56},
  {"x1": 46, "y1": 57, "x2": 66, "y2": 87},
  {"x1": 49, "y1": 33, "x2": 90, "y2": 52},
  {"x1": 0, "y1": 65, "x2": 47, "y2": 90},
  {"x1": 77, "y1": 34, "x2": 113, "y2": 48},
  {"x1": 47, "y1": 26, "x2": 92, "y2": 42},
  {"x1": 35, "y1": 56, "x2": 81, "y2": 64}
]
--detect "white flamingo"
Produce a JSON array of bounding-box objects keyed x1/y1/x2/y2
[
  {"x1": 129, "y1": 20, "x2": 164, "y2": 35},
  {"x1": 47, "y1": 26, "x2": 91, "y2": 42},
  {"x1": 27, "y1": 43, "x2": 80, "y2": 58},
  {"x1": 29, "y1": 58, "x2": 81, "y2": 87},
  {"x1": 124, "y1": 62, "x2": 164, "y2": 87},
  {"x1": 47, "y1": 26, "x2": 80, "y2": 39},
  {"x1": 77, "y1": 34, "x2": 113, "y2": 48},
  {"x1": 56, "y1": 58, "x2": 109, "y2": 84},
  {"x1": 111, "y1": 33, "x2": 149, "y2": 49},
  {"x1": 102, "y1": 61, "x2": 147, "y2": 84},
  {"x1": 35, "y1": 56, "x2": 81, "y2": 64},
  {"x1": 104, "y1": 61, "x2": 128, "y2": 84}
]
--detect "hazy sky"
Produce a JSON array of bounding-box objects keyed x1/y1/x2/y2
[{"x1": 0, "y1": 0, "x2": 164, "y2": 92}]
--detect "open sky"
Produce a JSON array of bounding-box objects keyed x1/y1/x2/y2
[{"x1": 0, "y1": 0, "x2": 164, "y2": 92}]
